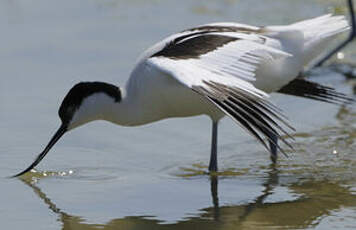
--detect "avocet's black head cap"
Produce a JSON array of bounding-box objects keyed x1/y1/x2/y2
[
  {"x1": 12, "y1": 81, "x2": 121, "y2": 177},
  {"x1": 59, "y1": 81, "x2": 121, "y2": 125}
]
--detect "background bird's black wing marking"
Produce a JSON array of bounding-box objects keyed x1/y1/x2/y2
[{"x1": 278, "y1": 78, "x2": 355, "y2": 104}]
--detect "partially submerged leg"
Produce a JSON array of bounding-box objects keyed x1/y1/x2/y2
[
  {"x1": 209, "y1": 121, "x2": 219, "y2": 172},
  {"x1": 260, "y1": 126, "x2": 279, "y2": 163},
  {"x1": 269, "y1": 134, "x2": 278, "y2": 164}
]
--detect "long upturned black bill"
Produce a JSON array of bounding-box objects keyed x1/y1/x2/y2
[{"x1": 12, "y1": 124, "x2": 67, "y2": 177}]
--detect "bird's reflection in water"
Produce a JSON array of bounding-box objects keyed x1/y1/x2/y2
[
  {"x1": 238, "y1": 164, "x2": 279, "y2": 223},
  {"x1": 209, "y1": 175, "x2": 219, "y2": 221},
  {"x1": 19, "y1": 162, "x2": 355, "y2": 230},
  {"x1": 208, "y1": 164, "x2": 280, "y2": 224}
]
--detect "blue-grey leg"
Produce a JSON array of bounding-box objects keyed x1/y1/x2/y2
[
  {"x1": 269, "y1": 134, "x2": 278, "y2": 164},
  {"x1": 209, "y1": 121, "x2": 219, "y2": 172},
  {"x1": 315, "y1": 0, "x2": 356, "y2": 67}
]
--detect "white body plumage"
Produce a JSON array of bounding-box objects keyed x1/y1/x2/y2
[
  {"x1": 104, "y1": 14, "x2": 347, "y2": 126},
  {"x1": 14, "y1": 14, "x2": 351, "y2": 177}
]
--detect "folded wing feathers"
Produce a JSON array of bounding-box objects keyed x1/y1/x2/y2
[
  {"x1": 193, "y1": 81, "x2": 294, "y2": 155},
  {"x1": 190, "y1": 40, "x2": 291, "y2": 84},
  {"x1": 149, "y1": 29, "x2": 296, "y2": 154},
  {"x1": 149, "y1": 57, "x2": 267, "y2": 98}
]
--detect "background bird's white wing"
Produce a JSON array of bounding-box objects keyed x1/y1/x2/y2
[{"x1": 147, "y1": 34, "x2": 294, "y2": 153}]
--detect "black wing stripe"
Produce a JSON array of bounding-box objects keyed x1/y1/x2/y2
[
  {"x1": 152, "y1": 34, "x2": 239, "y2": 60},
  {"x1": 183, "y1": 25, "x2": 264, "y2": 35},
  {"x1": 152, "y1": 25, "x2": 267, "y2": 60}
]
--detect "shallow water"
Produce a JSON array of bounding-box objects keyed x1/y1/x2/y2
[{"x1": 0, "y1": 0, "x2": 355, "y2": 229}]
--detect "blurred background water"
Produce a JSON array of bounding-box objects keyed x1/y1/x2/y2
[{"x1": 0, "y1": 0, "x2": 355, "y2": 229}]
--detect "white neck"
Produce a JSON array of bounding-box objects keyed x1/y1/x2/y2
[
  {"x1": 104, "y1": 87, "x2": 140, "y2": 126},
  {"x1": 69, "y1": 80, "x2": 168, "y2": 128},
  {"x1": 105, "y1": 86, "x2": 163, "y2": 127}
]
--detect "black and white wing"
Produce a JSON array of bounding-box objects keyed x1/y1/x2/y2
[{"x1": 146, "y1": 24, "x2": 295, "y2": 153}]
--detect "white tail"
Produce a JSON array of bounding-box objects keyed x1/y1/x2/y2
[{"x1": 291, "y1": 14, "x2": 350, "y2": 65}]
